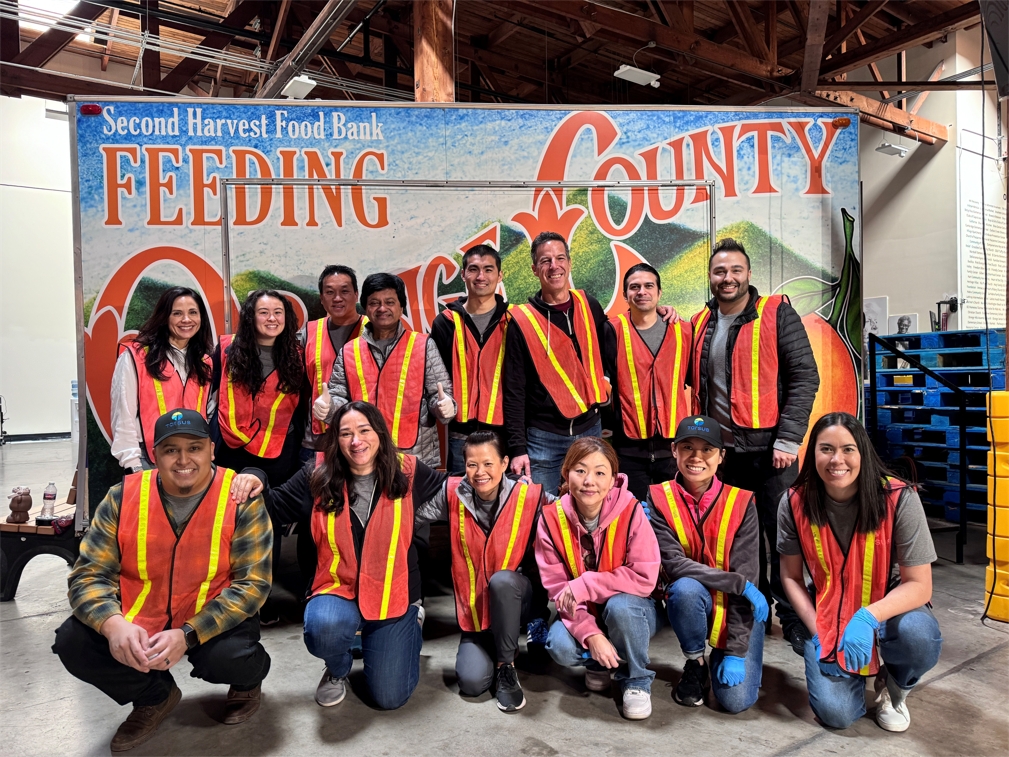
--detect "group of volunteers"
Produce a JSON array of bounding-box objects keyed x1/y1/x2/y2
[{"x1": 54, "y1": 231, "x2": 942, "y2": 752}]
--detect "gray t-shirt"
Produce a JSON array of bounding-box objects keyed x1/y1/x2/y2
[
  {"x1": 350, "y1": 473, "x2": 378, "y2": 528},
  {"x1": 707, "y1": 311, "x2": 739, "y2": 447},
  {"x1": 257, "y1": 344, "x2": 275, "y2": 379},
  {"x1": 469, "y1": 309, "x2": 496, "y2": 339},
  {"x1": 472, "y1": 492, "x2": 500, "y2": 533},
  {"x1": 328, "y1": 322, "x2": 357, "y2": 353},
  {"x1": 158, "y1": 474, "x2": 213, "y2": 536},
  {"x1": 777, "y1": 487, "x2": 937, "y2": 569},
  {"x1": 637, "y1": 319, "x2": 667, "y2": 357}
]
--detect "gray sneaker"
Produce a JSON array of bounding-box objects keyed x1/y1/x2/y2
[
  {"x1": 585, "y1": 668, "x2": 612, "y2": 692},
  {"x1": 315, "y1": 671, "x2": 348, "y2": 707},
  {"x1": 622, "y1": 688, "x2": 652, "y2": 720}
]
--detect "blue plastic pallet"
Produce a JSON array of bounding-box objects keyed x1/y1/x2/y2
[{"x1": 876, "y1": 347, "x2": 1005, "y2": 371}]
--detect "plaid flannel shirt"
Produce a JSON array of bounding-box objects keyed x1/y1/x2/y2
[{"x1": 67, "y1": 477, "x2": 273, "y2": 644}]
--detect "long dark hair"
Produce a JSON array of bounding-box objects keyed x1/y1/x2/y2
[
  {"x1": 226, "y1": 289, "x2": 304, "y2": 394},
  {"x1": 793, "y1": 412, "x2": 903, "y2": 534},
  {"x1": 135, "y1": 287, "x2": 213, "y2": 384},
  {"x1": 310, "y1": 401, "x2": 409, "y2": 514}
]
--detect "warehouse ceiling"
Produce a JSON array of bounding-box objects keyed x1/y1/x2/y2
[{"x1": 0, "y1": 0, "x2": 988, "y2": 143}]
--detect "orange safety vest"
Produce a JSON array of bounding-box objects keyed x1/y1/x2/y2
[
  {"x1": 305, "y1": 316, "x2": 365, "y2": 436},
  {"x1": 217, "y1": 334, "x2": 300, "y2": 459},
  {"x1": 789, "y1": 480, "x2": 902, "y2": 675},
  {"x1": 443, "y1": 309, "x2": 508, "y2": 426},
  {"x1": 309, "y1": 453, "x2": 417, "y2": 621},
  {"x1": 118, "y1": 467, "x2": 238, "y2": 636},
  {"x1": 541, "y1": 496, "x2": 636, "y2": 582},
  {"x1": 510, "y1": 290, "x2": 610, "y2": 418},
  {"x1": 124, "y1": 342, "x2": 211, "y2": 462},
  {"x1": 610, "y1": 314, "x2": 692, "y2": 440},
  {"x1": 447, "y1": 477, "x2": 542, "y2": 631},
  {"x1": 649, "y1": 480, "x2": 752, "y2": 649},
  {"x1": 690, "y1": 295, "x2": 784, "y2": 429},
  {"x1": 342, "y1": 330, "x2": 428, "y2": 449}
]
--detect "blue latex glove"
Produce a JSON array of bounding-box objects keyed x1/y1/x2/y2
[
  {"x1": 716, "y1": 655, "x2": 746, "y2": 687},
  {"x1": 812, "y1": 634, "x2": 850, "y2": 678},
  {"x1": 741, "y1": 581, "x2": 769, "y2": 623},
  {"x1": 838, "y1": 607, "x2": 879, "y2": 672}
]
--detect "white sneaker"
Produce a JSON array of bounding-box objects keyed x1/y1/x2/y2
[
  {"x1": 874, "y1": 668, "x2": 911, "y2": 732},
  {"x1": 585, "y1": 668, "x2": 612, "y2": 692},
  {"x1": 315, "y1": 671, "x2": 348, "y2": 707},
  {"x1": 622, "y1": 688, "x2": 652, "y2": 720}
]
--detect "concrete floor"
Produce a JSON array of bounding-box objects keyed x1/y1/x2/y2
[{"x1": 2, "y1": 440, "x2": 1007, "y2": 757}]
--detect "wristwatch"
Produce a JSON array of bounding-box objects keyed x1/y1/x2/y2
[{"x1": 182, "y1": 623, "x2": 199, "y2": 650}]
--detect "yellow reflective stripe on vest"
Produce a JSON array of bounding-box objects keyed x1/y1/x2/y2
[
  {"x1": 458, "y1": 497, "x2": 481, "y2": 629},
  {"x1": 484, "y1": 320, "x2": 507, "y2": 424},
  {"x1": 378, "y1": 497, "x2": 404, "y2": 620},
  {"x1": 353, "y1": 339, "x2": 370, "y2": 403},
  {"x1": 858, "y1": 531, "x2": 877, "y2": 674},
  {"x1": 451, "y1": 311, "x2": 470, "y2": 423},
  {"x1": 320, "y1": 511, "x2": 342, "y2": 594},
  {"x1": 124, "y1": 471, "x2": 154, "y2": 622},
  {"x1": 708, "y1": 487, "x2": 740, "y2": 648},
  {"x1": 153, "y1": 380, "x2": 168, "y2": 415},
  {"x1": 809, "y1": 523, "x2": 832, "y2": 603},
  {"x1": 668, "y1": 324, "x2": 684, "y2": 431},
  {"x1": 605, "y1": 514, "x2": 620, "y2": 569},
  {"x1": 314, "y1": 319, "x2": 327, "y2": 395},
  {"x1": 572, "y1": 290, "x2": 603, "y2": 403},
  {"x1": 618, "y1": 314, "x2": 648, "y2": 438},
  {"x1": 660, "y1": 481, "x2": 692, "y2": 559},
  {"x1": 750, "y1": 297, "x2": 768, "y2": 424},
  {"x1": 499, "y1": 484, "x2": 529, "y2": 571},
  {"x1": 195, "y1": 383, "x2": 205, "y2": 414},
  {"x1": 391, "y1": 332, "x2": 419, "y2": 447},
  {"x1": 226, "y1": 380, "x2": 252, "y2": 444},
  {"x1": 693, "y1": 309, "x2": 711, "y2": 340},
  {"x1": 195, "y1": 469, "x2": 234, "y2": 613},
  {"x1": 517, "y1": 305, "x2": 587, "y2": 414},
  {"x1": 256, "y1": 391, "x2": 289, "y2": 457},
  {"x1": 554, "y1": 501, "x2": 581, "y2": 578}
]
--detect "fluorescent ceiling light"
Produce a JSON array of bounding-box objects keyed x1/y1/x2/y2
[
  {"x1": 282, "y1": 75, "x2": 317, "y2": 99},
  {"x1": 875, "y1": 140, "x2": 908, "y2": 158},
  {"x1": 614, "y1": 65, "x2": 661, "y2": 88}
]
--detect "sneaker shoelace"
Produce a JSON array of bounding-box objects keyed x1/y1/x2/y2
[{"x1": 498, "y1": 664, "x2": 518, "y2": 689}]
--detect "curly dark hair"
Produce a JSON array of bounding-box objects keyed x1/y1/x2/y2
[
  {"x1": 134, "y1": 286, "x2": 213, "y2": 385},
  {"x1": 226, "y1": 289, "x2": 304, "y2": 394},
  {"x1": 310, "y1": 401, "x2": 409, "y2": 514}
]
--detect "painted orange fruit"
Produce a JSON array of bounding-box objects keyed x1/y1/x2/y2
[{"x1": 798, "y1": 313, "x2": 859, "y2": 460}]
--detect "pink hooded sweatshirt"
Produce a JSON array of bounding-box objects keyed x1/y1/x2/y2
[{"x1": 535, "y1": 473, "x2": 661, "y2": 646}]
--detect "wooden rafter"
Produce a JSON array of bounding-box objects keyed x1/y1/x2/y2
[
  {"x1": 12, "y1": 1, "x2": 106, "y2": 69},
  {"x1": 765, "y1": 0, "x2": 777, "y2": 66},
  {"x1": 800, "y1": 0, "x2": 831, "y2": 92},
  {"x1": 1, "y1": 0, "x2": 19, "y2": 63},
  {"x1": 724, "y1": 0, "x2": 770, "y2": 61},
  {"x1": 259, "y1": 0, "x2": 291, "y2": 89},
  {"x1": 814, "y1": 88, "x2": 948, "y2": 143},
  {"x1": 909, "y1": 60, "x2": 946, "y2": 115},
  {"x1": 101, "y1": 8, "x2": 118, "y2": 71},
  {"x1": 823, "y1": 0, "x2": 888, "y2": 56}
]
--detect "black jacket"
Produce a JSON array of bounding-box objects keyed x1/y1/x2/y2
[
  {"x1": 693, "y1": 286, "x2": 819, "y2": 452},
  {"x1": 429, "y1": 295, "x2": 510, "y2": 439},
  {"x1": 502, "y1": 291, "x2": 607, "y2": 457}
]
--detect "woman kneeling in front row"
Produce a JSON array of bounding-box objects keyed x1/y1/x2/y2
[
  {"x1": 779, "y1": 412, "x2": 942, "y2": 732},
  {"x1": 649, "y1": 415, "x2": 768, "y2": 712},
  {"x1": 536, "y1": 437, "x2": 661, "y2": 720},
  {"x1": 232, "y1": 401, "x2": 445, "y2": 710}
]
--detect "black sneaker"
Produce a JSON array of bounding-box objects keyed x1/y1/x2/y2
[
  {"x1": 673, "y1": 658, "x2": 709, "y2": 707},
  {"x1": 495, "y1": 663, "x2": 526, "y2": 712},
  {"x1": 260, "y1": 600, "x2": 282, "y2": 627},
  {"x1": 783, "y1": 622, "x2": 811, "y2": 657}
]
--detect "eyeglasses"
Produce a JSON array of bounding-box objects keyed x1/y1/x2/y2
[{"x1": 580, "y1": 532, "x2": 597, "y2": 572}]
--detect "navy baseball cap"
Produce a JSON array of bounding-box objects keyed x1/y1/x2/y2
[
  {"x1": 672, "y1": 415, "x2": 724, "y2": 449},
  {"x1": 153, "y1": 409, "x2": 210, "y2": 447}
]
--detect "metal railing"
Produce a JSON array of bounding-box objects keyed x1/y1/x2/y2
[{"x1": 867, "y1": 332, "x2": 969, "y2": 564}]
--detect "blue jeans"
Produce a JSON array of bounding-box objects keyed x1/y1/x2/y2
[
  {"x1": 545, "y1": 593, "x2": 658, "y2": 692},
  {"x1": 526, "y1": 418, "x2": 603, "y2": 496},
  {"x1": 303, "y1": 594, "x2": 423, "y2": 710},
  {"x1": 803, "y1": 605, "x2": 942, "y2": 729},
  {"x1": 665, "y1": 577, "x2": 763, "y2": 713},
  {"x1": 446, "y1": 433, "x2": 466, "y2": 475}
]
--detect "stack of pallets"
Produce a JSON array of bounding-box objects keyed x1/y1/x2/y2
[{"x1": 870, "y1": 329, "x2": 1006, "y2": 521}]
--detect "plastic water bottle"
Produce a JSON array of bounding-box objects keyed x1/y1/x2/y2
[{"x1": 40, "y1": 482, "x2": 57, "y2": 521}]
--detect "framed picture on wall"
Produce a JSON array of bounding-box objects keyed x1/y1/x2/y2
[
  {"x1": 888, "y1": 313, "x2": 918, "y2": 335},
  {"x1": 863, "y1": 296, "x2": 887, "y2": 359}
]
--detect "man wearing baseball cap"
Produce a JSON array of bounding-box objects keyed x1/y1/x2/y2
[
  {"x1": 53, "y1": 409, "x2": 273, "y2": 751},
  {"x1": 647, "y1": 415, "x2": 768, "y2": 713}
]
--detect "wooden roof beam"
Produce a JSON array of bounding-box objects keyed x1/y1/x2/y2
[
  {"x1": 821, "y1": 1, "x2": 980, "y2": 78},
  {"x1": 800, "y1": 0, "x2": 831, "y2": 91},
  {"x1": 814, "y1": 88, "x2": 948, "y2": 142},
  {"x1": 1, "y1": 0, "x2": 19, "y2": 62},
  {"x1": 822, "y1": 0, "x2": 888, "y2": 56},
  {"x1": 12, "y1": 1, "x2": 106, "y2": 68},
  {"x1": 724, "y1": 0, "x2": 770, "y2": 61}
]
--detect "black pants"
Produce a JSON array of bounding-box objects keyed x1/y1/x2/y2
[
  {"x1": 618, "y1": 454, "x2": 678, "y2": 502},
  {"x1": 455, "y1": 570, "x2": 533, "y2": 696},
  {"x1": 53, "y1": 615, "x2": 271, "y2": 707},
  {"x1": 719, "y1": 448, "x2": 799, "y2": 628}
]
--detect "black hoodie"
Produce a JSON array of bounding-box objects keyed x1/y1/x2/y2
[{"x1": 502, "y1": 290, "x2": 607, "y2": 457}]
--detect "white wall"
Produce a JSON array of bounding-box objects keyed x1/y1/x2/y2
[{"x1": 0, "y1": 95, "x2": 77, "y2": 435}]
